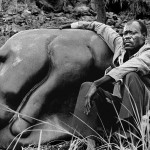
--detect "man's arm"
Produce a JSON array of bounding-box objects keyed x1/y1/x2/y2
[
  {"x1": 84, "y1": 75, "x2": 115, "y2": 115},
  {"x1": 107, "y1": 50, "x2": 150, "y2": 81},
  {"x1": 94, "y1": 74, "x2": 115, "y2": 88},
  {"x1": 85, "y1": 49, "x2": 150, "y2": 114},
  {"x1": 70, "y1": 21, "x2": 123, "y2": 54}
]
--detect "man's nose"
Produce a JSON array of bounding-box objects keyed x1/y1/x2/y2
[{"x1": 124, "y1": 33, "x2": 132, "y2": 39}]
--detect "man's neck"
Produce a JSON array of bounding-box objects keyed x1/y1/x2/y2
[
  {"x1": 126, "y1": 42, "x2": 145, "y2": 57},
  {"x1": 126, "y1": 50, "x2": 135, "y2": 58},
  {"x1": 126, "y1": 45, "x2": 144, "y2": 57}
]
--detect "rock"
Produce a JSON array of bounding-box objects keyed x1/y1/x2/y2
[
  {"x1": 35, "y1": 0, "x2": 64, "y2": 12},
  {"x1": 106, "y1": 18, "x2": 115, "y2": 26},
  {"x1": 115, "y1": 18, "x2": 122, "y2": 28},
  {"x1": 74, "y1": 4, "x2": 90, "y2": 15},
  {"x1": 80, "y1": 15, "x2": 95, "y2": 22},
  {"x1": 30, "y1": 4, "x2": 41, "y2": 16},
  {"x1": 112, "y1": 14, "x2": 118, "y2": 20},
  {"x1": 63, "y1": 4, "x2": 74, "y2": 13},
  {"x1": 14, "y1": 15, "x2": 24, "y2": 24},
  {"x1": 106, "y1": 12, "x2": 114, "y2": 19},
  {"x1": 21, "y1": 9, "x2": 31, "y2": 18}
]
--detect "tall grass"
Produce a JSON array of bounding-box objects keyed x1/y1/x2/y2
[
  {"x1": 8, "y1": 108, "x2": 150, "y2": 149},
  {"x1": 68, "y1": 81, "x2": 150, "y2": 150},
  {"x1": 0, "y1": 82, "x2": 149, "y2": 150}
]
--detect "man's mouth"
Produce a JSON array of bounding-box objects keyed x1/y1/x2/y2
[{"x1": 124, "y1": 41, "x2": 133, "y2": 46}]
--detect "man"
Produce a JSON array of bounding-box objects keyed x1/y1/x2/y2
[{"x1": 62, "y1": 20, "x2": 150, "y2": 142}]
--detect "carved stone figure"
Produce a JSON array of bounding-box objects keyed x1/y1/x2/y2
[{"x1": 0, "y1": 28, "x2": 113, "y2": 148}]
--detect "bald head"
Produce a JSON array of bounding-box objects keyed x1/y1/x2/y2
[
  {"x1": 122, "y1": 20, "x2": 147, "y2": 55},
  {"x1": 125, "y1": 20, "x2": 147, "y2": 37}
]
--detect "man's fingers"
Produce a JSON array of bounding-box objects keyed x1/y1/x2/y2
[
  {"x1": 84, "y1": 106, "x2": 90, "y2": 115},
  {"x1": 59, "y1": 24, "x2": 71, "y2": 30},
  {"x1": 86, "y1": 105, "x2": 91, "y2": 115},
  {"x1": 84, "y1": 82, "x2": 97, "y2": 115},
  {"x1": 84, "y1": 96, "x2": 92, "y2": 115}
]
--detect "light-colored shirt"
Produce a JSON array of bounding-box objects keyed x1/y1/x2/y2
[{"x1": 71, "y1": 21, "x2": 150, "y2": 82}]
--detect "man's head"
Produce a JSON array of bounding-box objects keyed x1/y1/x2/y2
[{"x1": 123, "y1": 20, "x2": 147, "y2": 55}]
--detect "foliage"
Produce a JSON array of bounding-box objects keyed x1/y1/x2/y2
[
  {"x1": 129, "y1": 0, "x2": 150, "y2": 18},
  {"x1": 105, "y1": 0, "x2": 150, "y2": 18}
]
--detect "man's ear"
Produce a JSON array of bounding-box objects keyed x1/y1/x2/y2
[
  {"x1": 142, "y1": 33, "x2": 147, "y2": 41},
  {"x1": 143, "y1": 33, "x2": 146, "y2": 37}
]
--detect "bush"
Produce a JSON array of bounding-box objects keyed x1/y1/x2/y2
[{"x1": 106, "y1": 0, "x2": 150, "y2": 18}]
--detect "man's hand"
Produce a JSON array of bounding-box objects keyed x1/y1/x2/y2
[
  {"x1": 59, "y1": 24, "x2": 71, "y2": 30},
  {"x1": 84, "y1": 75, "x2": 115, "y2": 115},
  {"x1": 71, "y1": 21, "x2": 91, "y2": 29},
  {"x1": 59, "y1": 21, "x2": 92, "y2": 30},
  {"x1": 84, "y1": 82, "x2": 97, "y2": 115}
]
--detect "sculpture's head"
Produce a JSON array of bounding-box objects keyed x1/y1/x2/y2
[{"x1": 0, "y1": 29, "x2": 113, "y2": 149}]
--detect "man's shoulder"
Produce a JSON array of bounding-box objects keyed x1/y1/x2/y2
[
  {"x1": 139, "y1": 43, "x2": 150, "y2": 53},
  {"x1": 142, "y1": 43, "x2": 150, "y2": 48}
]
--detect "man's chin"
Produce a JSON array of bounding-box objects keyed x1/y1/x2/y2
[{"x1": 124, "y1": 46, "x2": 134, "y2": 51}]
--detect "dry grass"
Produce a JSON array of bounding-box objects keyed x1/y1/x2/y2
[
  {"x1": 4, "y1": 103, "x2": 150, "y2": 150},
  {"x1": 0, "y1": 81, "x2": 147, "y2": 150}
]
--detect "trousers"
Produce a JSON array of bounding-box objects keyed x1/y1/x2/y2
[{"x1": 81, "y1": 72, "x2": 150, "y2": 131}]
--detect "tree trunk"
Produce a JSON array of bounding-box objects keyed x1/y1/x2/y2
[
  {"x1": 0, "y1": 0, "x2": 2, "y2": 11},
  {"x1": 94, "y1": 0, "x2": 106, "y2": 23}
]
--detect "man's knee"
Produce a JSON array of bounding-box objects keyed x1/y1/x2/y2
[
  {"x1": 79, "y1": 82, "x2": 93, "y2": 95},
  {"x1": 80, "y1": 82, "x2": 92, "y2": 89},
  {"x1": 123, "y1": 72, "x2": 145, "y2": 94},
  {"x1": 124, "y1": 72, "x2": 140, "y2": 83}
]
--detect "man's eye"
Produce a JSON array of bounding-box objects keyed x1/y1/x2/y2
[
  {"x1": 123, "y1": 32, "x2": 137, "y2": 36},
  {"x1": 123, "y1": 32, "x2": 127, "y2": 36},
  {"x1": 131, "y1": 31, "x2": 138, "y2": 35}
]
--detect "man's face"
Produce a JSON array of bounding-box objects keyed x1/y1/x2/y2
[{"x1": 123, "y1": 21, "x2": 145, "y2": 54}]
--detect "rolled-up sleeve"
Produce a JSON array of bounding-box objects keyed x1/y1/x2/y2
[
  {"x1": 90, "y1": 21, "x2": 123, "y2": 53},
  {"x1": 107, "y1": 50, "x2": 150, "y2": 81}
]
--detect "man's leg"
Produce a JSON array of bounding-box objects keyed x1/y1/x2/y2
[
  {"x1": 94, "y1": 72, "x2": 150, "y2": 145},
  {"x1": 118, "y1": 72, "x2": 149, "y2": 121},
  {"x1": 113, "y1": 72, "x2": 150, "y2": 147},
  {"x1": 72, "y1": 82, "x2": 122, "y2": 140},
  {"x1": 72, "y1": 82, "x2": 98, "y2": 138},
  {"x1": 94, "y1": 87, "x2": 121, "y2": 130}
]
